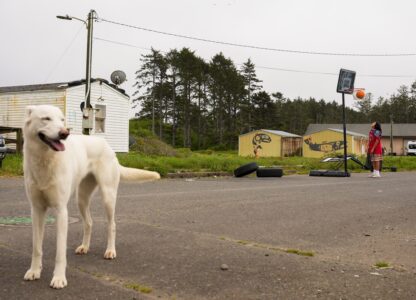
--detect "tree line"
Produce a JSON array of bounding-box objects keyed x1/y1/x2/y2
[{"x1": 132, "y1": 47, "x2": 416, "y2": 150}]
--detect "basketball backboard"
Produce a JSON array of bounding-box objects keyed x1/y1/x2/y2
[{"x1": 337, "y1": 69, "x2": 356, "y2": 94}]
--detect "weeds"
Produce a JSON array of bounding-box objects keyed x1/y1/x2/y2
[
  {"x1": 222, "y1": 236, "x2": 315, "y2": 257},
  {"x1": 285, "y1": 249, "x2": 315, "y2": 257},
  {"x1": 124, "y1": 282, "x2": 153, "y2": 294},
  {"x1": 374, "y1": 261, "x2": 390, "y2": 268},
  {"x1": 1, "y1": 151, "x2": 413, "y2": 178},
  {"x1": 116, "y1": 151, "x2": 325, "y2": 176}
]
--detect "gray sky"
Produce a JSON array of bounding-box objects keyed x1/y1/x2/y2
[{"x1": 1, "y1": 0, "x2": 416, "y2": 111}]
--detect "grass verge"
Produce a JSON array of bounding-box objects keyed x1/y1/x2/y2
[{"x1": 0, "y1": 151, "x2": 413, "y2": 177}]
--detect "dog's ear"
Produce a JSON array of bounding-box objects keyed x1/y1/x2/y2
[
  {"x1": 25, "y1": 106, "x2": 36, "y2": 118},
  {"x1": 24, "y1": 106, "x2": 37, "y2": 126}
]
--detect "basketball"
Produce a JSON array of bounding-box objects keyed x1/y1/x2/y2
[{"x1": 356, "y1": 89, "x2": 365, "y2": 99}]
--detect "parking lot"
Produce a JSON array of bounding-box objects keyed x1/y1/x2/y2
[{"x1": 1, "y1": 172, "x2": 416, "y2": 299}]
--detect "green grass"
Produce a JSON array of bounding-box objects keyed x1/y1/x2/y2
[
  {"x1": 117, "y1": 151, "x2": 326, "y2": 176},
  {"x1": 237, "y1": 240, "x2": 250, "y2": 245},
  {"x1": 116, "y1": 152, "x2": 410, "y2": 177},
  {"x1": 1, "y1": 152, "x2": 415, "y2": 177},
  {"x1": 285, "y1": 248, "x2": 315, "y2": 257},
  {"x1": 222, "y1": 236, "x2": 315, "y2": 257},
  {"x1": 374, "y1": 261, "x2": 390, "y2": 268},
  {"x1": 0, "y1": 154, "x2": 23, "y2": 176},
  {"x1": 124, "y1": 283, "x2": 153, "y2": 294},
  {"x1": 383, "y1": 155, "x2": 416, "y2": 170}
]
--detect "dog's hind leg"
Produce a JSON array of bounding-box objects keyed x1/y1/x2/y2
[
  {"x1": 95, "y1": 165, "x2": 119, "y2": 259},
  {"x1": 24, "y1": 200, "x2": 47, "y2": 281},
  {"x1": 75, "y1": 174, "x2": 97, "y2": 255},
  {"x1": 101, "y1": 184, "x2": 118, "y2": 259}
]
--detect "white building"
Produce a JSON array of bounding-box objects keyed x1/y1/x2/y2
[{"x1": 0, "y1": 79, "x2": 130, "y2": 152}]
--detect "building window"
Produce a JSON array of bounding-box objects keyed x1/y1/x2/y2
[{"x1": 95, "y1": 105, "x2": 106, "y2": 133}]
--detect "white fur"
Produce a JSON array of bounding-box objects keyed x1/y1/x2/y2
[{"x1": 22, "y1": 105, "x2": 160, "y2": 289}]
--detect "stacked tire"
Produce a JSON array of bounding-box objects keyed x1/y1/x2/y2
[
  {"x1": 256, "y1": 167, "x2": 283, "y2": 177},
  {"x1": 234, "y1": 162, "x2": 283, "y2": 178}
]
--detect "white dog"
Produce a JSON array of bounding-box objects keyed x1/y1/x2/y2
[{"x1": 22, "y1": 105, "x2": 160, "y2": 289}]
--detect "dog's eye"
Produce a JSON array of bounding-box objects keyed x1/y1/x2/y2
[{"x1": 42, "y1": 117, "x2": 51, "y2": 121}]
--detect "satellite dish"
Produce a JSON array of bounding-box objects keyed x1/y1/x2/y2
[{"x1": 110, "y1": 70, "x2": 126, "y2": 86}]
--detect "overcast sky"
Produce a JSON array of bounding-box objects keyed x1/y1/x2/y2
[{"x1": 2, "y1": 0, "x2": 416, "y2": 111}]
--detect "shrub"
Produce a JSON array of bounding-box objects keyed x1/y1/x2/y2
[{"x1": 129, "y1": 136, "x2": 177, "y2": 156}]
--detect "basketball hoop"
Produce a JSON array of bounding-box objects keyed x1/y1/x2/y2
[{"x1": 353, "y1": 88, "x2": 366, "y2": 100}]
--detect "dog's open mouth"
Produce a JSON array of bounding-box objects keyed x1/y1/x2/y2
[{"x1": 38, "y1": 133, "x2": 65, "y2": 151}]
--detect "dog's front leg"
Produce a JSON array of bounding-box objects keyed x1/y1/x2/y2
[
  {"x1": 50, "y1": 206, "x2": 68, "y2": 289},
  {"x1": 24, "y1": 204, "x2": 47, "y2": 281}
]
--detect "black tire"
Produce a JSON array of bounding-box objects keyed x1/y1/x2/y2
[
  {"x1": 256, "y1": 167, "x2": 283, "y2": 177},
  {"x1": 234, "y1": 162, "x2": 258, "y2": 177}
]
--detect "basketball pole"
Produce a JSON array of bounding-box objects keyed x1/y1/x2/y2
[{"x1": 342, "y1": 92, "x2": 348, "y2": 176}]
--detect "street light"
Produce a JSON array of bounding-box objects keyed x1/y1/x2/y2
[
  {"x1": 57, "y1": 15, "x2": 71, "y2": 20},
  {"x1": 57, "y1": 10, "x2": 96, "y2": 135},
  {"x1": 57, "y1": 14, "x2": 86, "y2": 24}
]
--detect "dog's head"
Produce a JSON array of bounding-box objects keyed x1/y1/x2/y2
[{"x1": 23, "y1": 105, "x2": 69, "y2": 151}]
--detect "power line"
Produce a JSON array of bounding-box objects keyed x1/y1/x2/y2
[
  {"x1": 255, "y1": 65, "x2": 337, "y2": 76},
  {"x1": 94, "y1": 36, "x2": 416, "y2": 79},
  {"x1": 99, "y1": 18, "x2": 416, "y2": 57},
  {"x1": 94, "y1": 37, "x2": 153, "y2": 51},
  {"x1": 257, "y1": 65, "x2": 415, "y2": 78},
  {"x1": 44, "y1": 24, "x2": 84, "y2": 82}
]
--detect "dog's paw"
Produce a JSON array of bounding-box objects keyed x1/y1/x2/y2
[
  {"x1": 104, "y1": 249, "x2": 117, "y2": 259},
  {"x1": 24, "y1": 269, "x2": 41, "y2": 281},
  {"x1": 75, "y1": 245, "x2": 89, "y2": 255},
  {"x1": 50, "y1": 276, "x2": 67, "y2": 289}
]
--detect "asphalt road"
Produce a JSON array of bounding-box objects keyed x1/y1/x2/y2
[{"x1": 1, "y1": 172, "x2": 416, "y2": 299}]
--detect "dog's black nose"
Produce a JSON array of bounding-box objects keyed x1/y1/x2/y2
[{"x1": 59, "y1": 128, "x2": 70, "y2": 140}]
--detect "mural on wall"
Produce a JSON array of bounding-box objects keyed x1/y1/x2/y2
[
  {"x1": 304, "y1": 136, "x2": 344, "y2": 153},
  {"x1": 252, "y1": 133, "x2": 271, "y2": 157}
]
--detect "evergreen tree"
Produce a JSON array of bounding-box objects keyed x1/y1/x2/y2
[
  {"x1": 165, "y1": 49, "x2": 180, "y2": 146},
  {"x1": 132, "y1": 48, "x2": 164, "y2": 135},
  {"x1": 209, "y1": 53, "x2": 244, "y2": 147},
  {"x1": 240, "y1": 58, "x2": 262, "y2": 132},
  {"x1": 354, "y1": 92, "x2": 373, "y2": 121},
  {"x1": 133, "y1": 48, "x2": 416, "y2": 151}
]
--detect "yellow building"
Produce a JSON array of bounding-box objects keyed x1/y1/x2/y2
[
  {"x1": 238, "y1": 129, "x2": 302, "y2": 157},
  {"x1": 306, "y1": 123, "x2": 416, "y2": 156},
  {"x1": 303, "y1": 128, "x2": 368, "y2": 158}
]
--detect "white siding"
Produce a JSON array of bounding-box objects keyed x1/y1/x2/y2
[
  {"x1": 66, "y1": 82, "x2": 130, "y2": 152},
  {"x1": 0, "y1": 90, "x2": 66, "y2": 128},
  {"x1": 0, "y1": 90, "x2": 65, "y2": 148}
]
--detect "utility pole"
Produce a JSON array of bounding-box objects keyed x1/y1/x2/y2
[
  {"x1": 57, "y1": 9, "x2": 96, "y2": 135},
  {"x1": 83, "y1": 9, "x2": 96, "y2": 135}
]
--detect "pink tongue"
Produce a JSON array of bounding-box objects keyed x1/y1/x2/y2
[{"x1": 51, "y1": 140, "x2": 65, "y2": 151}]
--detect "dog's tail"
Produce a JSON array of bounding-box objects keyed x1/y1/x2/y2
[{"x1": 119, "y1": 165, "x2": 161, "y2": 182}]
